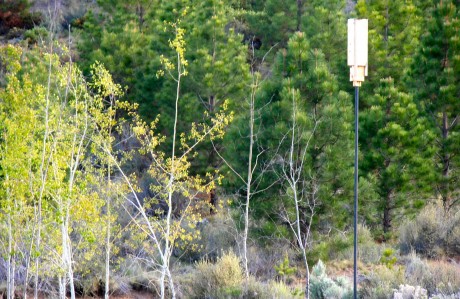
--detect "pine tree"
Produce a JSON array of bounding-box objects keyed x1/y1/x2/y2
[
  {"x1": 238, "y1": 0, "x2": 299, "y2": 53},
  {"x1": 272, "y1": 33, "x2": 354, "y2": 230},
  {"x1": 356, "y1": 0, "x2": 422, "y2": 92},
  {"x1": 226, "y1": 32, "x2": 354, "y2": 234},
  {"x1": 229, "y1": 32, "x2": 354, "y2": 296},
  {"x1": 355, "y1": 0, "x2": 434, "y2": 234},
  {"x1": 360, "y1": 78, "x2": 434, "y2": 238},
  {"x1": 408, "y1": 0, "x2": 460, "y2": 210},
  {"x1": 77, "y1": 3, "x2": 158, "y2": 118},
  {"x1": 78, "y1": 0, "x2": 248, "y2": 136},
  {"x1": 183, "y1": 0, "x2": 250, "y2": 210},
  {"x1": 302, "y1": 0, "x2": 349, "y2": 89}
]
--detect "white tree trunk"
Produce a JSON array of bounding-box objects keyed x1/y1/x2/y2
[
  {"x1": 23, "y1": 250, "x2": 30, "y2": 299},
  {"x1": 60, "y1": 210, "x2": 75, "y2": 299},
  {"x1": 280, "y1": 89, "x2": 317, "y2": 299},
  {"x1": 7, "y1": 212, "x2": 15, "y2": 299},
  {"x1": 66, "y1": 210, "x2": 76, "y2": 299},
  {"x1": 58, "y1": 274, "x2": 65, "y2": 299},
  {"x1": 243, "y1": 89, "x2": 255, "y2": 280},
  {"x1": 159, "y1": 49, "x2": 183, "y2": 299},
  {"x1": 60, "y1": 220, "x2": 67, "y2": 299},
  {"x1": 105, "y1": 195, "x2": 111, "y2": 299}
]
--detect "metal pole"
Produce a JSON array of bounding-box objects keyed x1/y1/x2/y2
[{"x1": 353, "y1": 86, "x2": 359, "y2": 299}]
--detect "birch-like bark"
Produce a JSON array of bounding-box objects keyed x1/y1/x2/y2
[
  {"x1": 160, "y1": 47, "x2": 182, "y2": 299},
  {"x1": 65, "y1": 208, "x2": 75, "y2": 299},
  {"x1": 23, "y1": 238, "x2": 32, "y2": 299},
  {"x1": 104, "y1": 93, "x2": 116, "y2": 299},
  {"x1": 34, "y1": 31, "x2": 53, "y2": 299},
  {"x1": 5, "y1": 170, "x2": 17, "y2": 299},
  {"x1": 279, "y1": 89, "x2": 318, "y2": 299},
  {"x1": 58, "y1": 274, "x2": 65, "y2": 299},
  {"x1": 242, "y1": 73, "x2": 256, "y2": 280},
  {"x1": 209, "y1": 45, "x2": 278, "y2": 279},
  {"x1": 7, "y1": 212, "x2": 14, "y2": 299},
  {"x1": 60, "y1": 220, "x2": 67, "y2": 299},
  {"x1": 34, "y1": 1, "x2": 62, "y2": 295},
  {"x1": 105, "y1": 177, "x2": 111, "y2": 299}
]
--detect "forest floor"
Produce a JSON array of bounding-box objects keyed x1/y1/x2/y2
[
  {"x1": 80, "y1": 292, "x2": 154, "y2": 299},
  {"x1": 20, "y1": 291, "x2": 156, "y2": 299}
]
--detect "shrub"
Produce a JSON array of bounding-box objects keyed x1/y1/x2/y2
[
  {"x1": 311, "y1": 225, "x2": 380, "y2": 265},
  {"x1": 430, "y1": 294, "x2": 460, "y2": 299},
  {"x1": 0, "y1": 0, "x2": 41, "y2": 34},
  {"x1": 358, "y1": 225, "x2": 387, "y2": 264},
  {"x1": 116, "y1": 257, "x2": 162, "y2": 297},
  {"x1": 310, "y1": 233, "x2": 353, "y2": 263},
  {"x1": 171, "y1": 207, "x2": 238, "y2": 263},
  {"x1": 5, "y1": 27, "x2": 24, "y2": 39},
  {"x1": 392, "y1": 284, "x2": 428, "y2": 299},
  {"x1": 199, "y1": 211, "x2": 238, "y2": 260},
  {"x1": 380, "y1": 248, "x2": 398, "y2": 269},
  {"x1": 403, "y1": 252, "x2": 460, "y2": 296},
  {"x1": 24, "y1": 26, "x2": 48, "y2": 44},
  {"x1": 359, "y1": 265, "x2": 405, "y2": 299},
  {"x1": 400, "y1": 204, "x2": 442, "y2": 258},
  {"x1": 242, "y1": 277, "x2": 270, "y2": 299},
  {"x1": 269, "y1": 280, "x2": 303, "y2": 298},
  {"x1": 403, "y1": 253, "x2": 431, "y2": 292},
  {"x1": 187, "y1": 251, "x2": 243, "y2": 298},
  {"x1": 274, "y1": 253, "x2": 297, "y2": 284},
  {"x1": 242, "y1": 278, "x2": 303, "y2": 299},
  {"x1": 427, "y1": 260, "x2": 460, "y2": 295},
  {"x1": 443, "y1": 209, "x2": 460, "y2": 257},
  {"x1": 399, "y1": 202, "x2": 460, "y2": 259},
  {"x1": 247, "y1": 242, "x2": 293, "y2": 281},
  {"x1": 184, "y1": 251, "x2": 304, "y2": 298},
  {"x1": 309, "y1": 260, "x2": 353, "y2": 299}
]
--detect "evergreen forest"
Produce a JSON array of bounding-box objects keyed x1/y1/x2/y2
[{"x1": 0, "y1": 0, "x2": 460, "y2": 298}]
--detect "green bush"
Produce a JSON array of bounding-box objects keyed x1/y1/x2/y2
[
  {"x1": 269, "y1": 280, "x2": 303, "y2": 298},
  {"x1": 380, "y1": 248, "x2": 397, "y2": 269},
  {"x1": 337, "y1": 225, "x2": 387, "y2": 265},
  {"x1": 24, "y1": 27, "x2": 48, "y2": 44},
  {"x1": 187, "y1": 251, "x2": 244, "y2": 298},
  {"x1": 5, "y1": 27, "x2": 24, "y2": 39},
  {"x1": 274, "y1": 253, "x2": 297, "y2": 284},
  {"x1": 241, "y1": 278, "x2": 303, "y2": 299},
  {"x1": 183, "y1": 251, "x2": 304, "y2": 298},
  {"x1": 312, "y1": 225, "x2": 384, "y2": 265},
  {"x1": 310, "y1": 233, "x2": 353, "y2": 264},
  {"x1": 309, "y1": 260, "x2": 353, "y2": 299}
]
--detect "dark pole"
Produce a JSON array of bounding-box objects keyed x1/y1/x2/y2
[{"x1": 353, "y1": 86, "x2": 359, "y2": 299}]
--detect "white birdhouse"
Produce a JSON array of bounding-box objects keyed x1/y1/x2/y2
[{"x1": 348, "y1": 19, "x2": 368, "y2": 87}]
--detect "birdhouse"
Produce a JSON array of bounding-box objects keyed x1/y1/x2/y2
[{"x1": 348, "y1": 19, "x2": 368, "y2": 87}]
